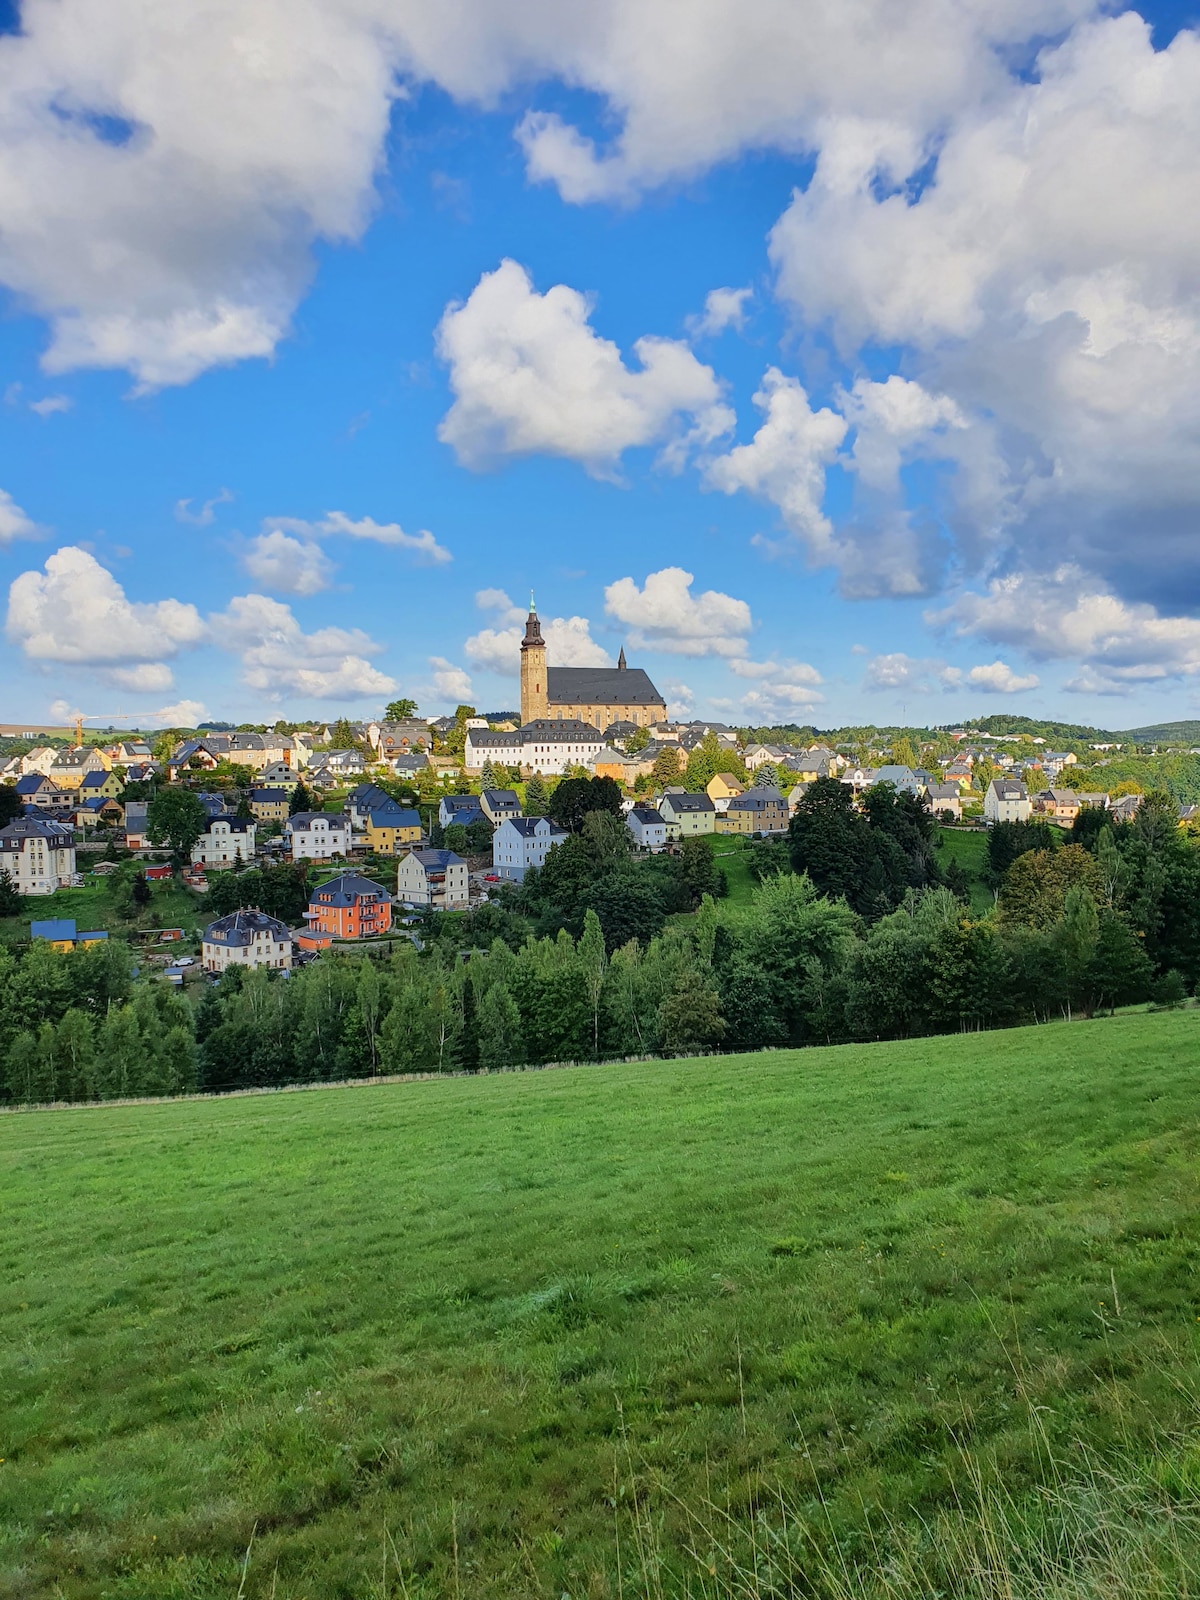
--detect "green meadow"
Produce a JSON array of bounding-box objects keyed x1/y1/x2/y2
[{"x1": 3, "y1": 1011, "x2": 1200, "y2": 1598}]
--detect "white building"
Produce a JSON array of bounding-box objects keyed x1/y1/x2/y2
[
  {"x1": 491, "y1": 815, "x2": 569, "y2": 882},
  {"x1": 984, "y1": 778, "x2": 1031, "y2": 825},
  {"x1": 627, "y1": 807, "x2": 668, "y2": 852},
  {"x1": 657, "y1": 790, "x2": 716, "y2": 838},
  {"x1": 0, "y1": 817, "x2": 76, "y2": 895},
  {"x1": 202, "y1": 908, "x2": 293, "y2": 973},
  {"x1": 925, "y1": 781, "x2": 964, "y2": 822},
  {"x1": 285, "y1": 810, "x2": 350, "y2": 860},
  {"x1": 190, "y1": 816, "x2": 256, "y2": 868},
  {"x1": 465, "y1": 719, "x2": 605, "y2": 777},
  {"x1": 396, "y1": 848, "x2": 469, "y2": 909}
]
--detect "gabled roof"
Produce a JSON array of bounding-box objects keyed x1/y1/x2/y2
[
  {"x1": 520, "y1": 718, "x2": 603, "y2": 741},
  {"x1": 406, "y1": 848, "x2": 466, "y2": 869},
  {"x1": 629, "y1": 807, "x2": 665, "y2": 825},
  {"x1": 443, "y1": 793, "x2": 484, "y2": 814},
  {"x1": 661, "y1": 791, "x2": 715, "y2": 812},
  {"x1": 501, "y1": 816, "x2": 566, "y2": 839},
  {"x1": 203, "y1": 816, "x2": 254, "y2": 833},
  {"x1": 547, "y1": 665, "x2": 665, "y2": 706},
  {"x1": 728, "y1": 787, "x2": 786, "y2": 811},
  {"x1": 287, "y1": 810, "x2": 348, "y2": 828},
  {"x1": 250, "y1": 787, "x2": 289, "y2": 801},
  {"x1": 1, "y1": 816, "x2": 74, "y2": 846},
  {"x1": 369, "y1": 807, "x2": 420, "y2": 828},
  {"x1": 481, "y1": 789, "x2": 520, "y2": 806}
]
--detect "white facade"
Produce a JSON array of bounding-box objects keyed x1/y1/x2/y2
[
  {"x1": 0, "y1": 818, "x2": 76, "y2": 895},
  {"x1": 396, "y1": 848, "x2": 470, "y2": 908},
  {"x1": 191, "y1": 817, "x2": 256, "y2": 867},
  {"x1": 202, "y1": 909, "x2": 293, "y2": 973},
  {"x1": 627, "y1": 808, "x2": 668, "y2": 852},
  {"x1": 285, "y1": 811, "x2": 350, "y2": 860},
  {"x1": 465, "y1": 721, "x2": 604, "y2": 777},
  {"x1": 491, "y1": 816, "x2": 568, "y2": 882},
  {"x1": 984, "y1": 779, "x2": 1031, "y2": 825}
]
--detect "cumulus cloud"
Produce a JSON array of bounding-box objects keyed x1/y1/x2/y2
[
  {"x1": 687, "y1": 287, "x2": 752, "y2": 338},
  {"x1": 175, "y1": 489, "x2": 234, "y2": 527},
  {"x1": 662, "y1": 679, "x2": 695, "y2": 719},
  {"x1": 0, "y1": 489, "x2": 37, "y2": 544},
  {"x1": 145, "y1": 698, "x2": 209, "y2": 728},
  {"x1": 463, "y1": 588, "x2": 612, "y2": 676},
  {"x1": 242, "y1": 530, "x2": 336, "y2": 597},
  {"x1": 428, "y1": 656, "x2": 474, "y2": 703},
  {"x1": 603, "y1": 567, "x2": 751, "y2": 657},
  {"x1": 865, "y1": 650, "x2": 1038, "y2": 694},
  {"x1": 726, "y1": 656, "x2": 824, "y2": 721},
  {"x1": 6, "y1": 546, "x2": 204, "y2": 689},
  {"x1": 932, "y1": 565, "x2": 1200, "y2": 692},
  {"x1": 209, "y1": 592, "x2": 395, "y2": 700},
  {"x1": 29, "y1": 395, "x2": 72, "y2": 418},
  {"x1": 436, "y1": 259, "x2": 733, "y2": 477}
]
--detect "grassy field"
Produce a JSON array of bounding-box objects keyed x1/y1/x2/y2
[
  {"x1": 711, "y1": 833, "x2": 756, "y2": 909},
  {"x1": 3, "y1": 1012, "x2": 1200, "y2": 1598},
  {"x1": 934, "y1": 825, "x2": 993, "y2": 915},
  {"x1": 0, "y1": 872, "x2": 208, "y2": 948}
]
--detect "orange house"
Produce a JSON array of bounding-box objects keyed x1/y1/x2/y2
[{"x1": 303, "y1": 872, "x2": 392, "y2": 940}]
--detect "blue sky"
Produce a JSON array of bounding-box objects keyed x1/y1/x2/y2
[{"x1": 2, "y1": 0, "x2": 1200, "y2": 731}]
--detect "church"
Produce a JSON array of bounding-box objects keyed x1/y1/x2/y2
[{"x1": 519, "y1": 597, "x2": 666, "y2": 731}]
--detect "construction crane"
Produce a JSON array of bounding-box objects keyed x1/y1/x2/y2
[{"x1": 71, "y1": 711, "x2": 133, "y2": 747}]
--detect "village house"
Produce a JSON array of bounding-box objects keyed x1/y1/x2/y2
[
  {"x1": 984, "y1": 779, "x2": 1032, "y2": 825},
  {"x1": 0, "y1": 817, "x2": 77, "y2": 894},
  {"x1": 78, "y1": 768, "x2": 124, "y2": 802},
  {"x1": 49, "y1": 746, "x2": 111, "y2": 791},
  {"x1": 386, "y1": 750, "x2": 428, "y2": 782},
  {"x1": 786, "y1": 782, "x2": 810, "y2": 815},
  {"x1": 396, "y1": 848, "x2": 469, "y2": 909},
  {"x1": 626, "y1": 806, "x2": 668, "y2": 852},
  {"x1": 479, "y1": 789, "x2": 522, "y2": 827},
  {"x1": 248, "y1": 787, "x2": 291, "y2": 823},
  {"x1": 925, "y1": 781, "x2": 964, "y2": 822},
  {"x1": 491, "y1": 816, "x2": 569, "y2": 882},
  {"x1": 15, "y1": 773, "x2": 65, "y2": 811},
  {"x1": 374, "y1": 719, "x2": 430, "y2": 755},
  {"x1": 657, "y1": 790, "x2": 716, "y2": 838},
  {"x1": 284, "y1": 811, "x2": 351, "y2": 861},
  {"x1": 103, "y1": 739, "x2": 153, "y2": 764},
  {"x1": 258, "y1": 760, "x2": 301, "y2": 791},
  {"x1": 1109, "y1": 794, "x2": 1142, "y2": 824},
  {"x1": 744, "y1": 744, "x2": 789, "y2": 773},
  {"x1": 464, "y1": 719, "x2": 606, "y2": 777},
  {"x1": 590, "y1": 746, "x2": 633, "y2": 783},
  {"x1": 365, "y1": 805, "x2": 423, "y2": 854},
  {"x1": 30, "y1": 918, "x2": 108, "y2": 949},
  {"x1": 718, "y1": 787, "x2": 789, "y2": 835},
  {"x1": 202, "y1": 908, "x2": 293, "y2": 974},
  {"x1": 190, "y1": 816, "x2": 256, "y2": 868},
  {"x1": 304, "y1": 873, "x2": 392, "y2": 938},
  {"x1": 123, "y1": 800, "x2": 150, "y2": 848},
  {"x1": 1032, "y1": 788, "x2": 1109, "y2": 824},
  {"x1": 74, "y1": 795, "x2": 125, "y2": 829},
  {"x1": 345, "y1": 783, "x2": 395, "y2": 830},
  {"x1": 18, "y1": 745, "x2": 61, "y2": 777},
  {"x1": 440, "y1": 793, "x2": 485, "y2": 830},
  {"x1": 706, "y1": 772, "x2": 746, "y2": 813}
]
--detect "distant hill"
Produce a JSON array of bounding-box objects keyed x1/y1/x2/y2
[
  {"x1": 1118, "y1": 720, "x2": 1200, "y2": 745},
  {"x1": 962, "y1": 714, "x2": 1111, "y2": 742}
]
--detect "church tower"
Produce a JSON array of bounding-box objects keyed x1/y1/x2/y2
[{"x1": 520, "y1": 595, "x2": 548, "y2": 725}]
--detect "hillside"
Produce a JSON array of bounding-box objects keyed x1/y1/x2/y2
[
  {"x1": 1118, "y1": 719, "x2": 1200, "y2": 745},
  {"x1": 3, "y1": 1013, "x2": 1200, "y2": 1598}
]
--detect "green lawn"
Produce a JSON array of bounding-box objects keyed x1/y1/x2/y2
[
  {"x1": 711, "y1": 832, "x2": 756, "y2": 909},
  {"x1": 0, "y1": 873, "x2": 208, "y2": 948},
  {"x1": 934, "y1": 825, "x2": 994, "y2": 914},
  {"x1": 3, "y1": 1012, "x2": 1200, "y2": 1598}
]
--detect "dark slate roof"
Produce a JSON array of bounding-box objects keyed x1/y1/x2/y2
[
  {"x1": 662, "y1": 791, "x2": 715, "y2": 812},
  {"x1": 204, "y1": 816, "x2": 254, "y2": 833},
  {"x1": 502, "y1": 816, "x2": 567, "y2": 838},
  {"x1": 467, "y1": 730, "x2": 519, "y2": 748},
  {"x1": 79, "y1": 771, "x2": 110, "y2": 789},
  {"x1": 520, "y1": 718, "x2": 602, "y2": 741},
  {"x1": 547, "y1": 666, "x2": 664, "y2": 707},
  {"x1": 443, "y1": 794, "x2": 484, "y2": 814},
  {"x1": 481, "y1": 789, "x2": 520, "y2": 807},
  {"x1": 729, "y1": 788, "x2": 786, "y2": 812},
  {"x1": 1, "y1": 816, "x2": 74, "y2": 847},
  {"x1": 369, "y1": 808, "x2": 420, "y2": 828},
  {"x1": 629, "y1": 807, "x2": 665, "y2": 825},
  {"x1": 409, "y1": 849, "x2": 466, "y2": 868},
  {"x1": 310, "y1": 873, "x2": 389, "y2": 907},
  {"x1": 251, "y1": 787, "x2": 289, "y2": 801},
  {"x1": 348, "y1": 782, "x2": 391, "y2": 804},
  {"x1": 204, "y1": 908, "x2": 292, "y2": 947},
  {"x1": 287, "y1": 811, "x2": 348, "y2": 828}
]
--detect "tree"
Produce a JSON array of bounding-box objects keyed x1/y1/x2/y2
[
  {"x1": 0, "y1": 784, "x2": 21, "y2": 827},
  {"x1": 945, "y1": 860, "x2": 971, "y2": 905},
  {"x1": 548, "y1": 776, "x2": 623, "y2": 833},
  {"x1": 146, "y1": 787, "x2": 207, "y2": 863},
  {"x1": 524, "y1": 773, "x2": 550, "y2": 816},
  {"x1": 684, "y1": 732, "x2": 727, "y2": 793},
  {"x1": 578, "y1": 909, "x2": 607, "y2": 1058},
  {"x1": 998, "y1": 845, "x2": 1103, "y2": 929},
  {"x1": 0, "y1": 869, "x2": 21, "y2": 917},
  {"x1": 477, "y1": 982, "x2": 524, "y2": 1071},
  {"x1": 624, "y1": 725, "x2": 651, "y2": 754},
  {"x1": 481, "y1": 759, "x2": 503, "y2": 789},
  {"x1": 384, "y1": 699, "x2": 418, "y2": 721},
  {"x1": 651, "y1": 746, "x2": 684, "y2": 787},
  {"x1": 289, "y1": 781, "x2": 313, "y2": 816},
  {"x1": 1083, "y1": 912, "x2": 1151, "y2": 1014},
  {"x1": 754, "y1": 762, "x2": 779, "y2": 790},
  {"x1": 658, "y1": 971, "x2": 726, "y2": 1053},
  {"x1": 131, "y1": 871, "x2": 152, "y2": 908},
  {"x1": 987, "y1": 819, "x2": 1057, "y2": 884},
  {"x1": 892, "y1": 734, "x2": 919, "y2": 769}
]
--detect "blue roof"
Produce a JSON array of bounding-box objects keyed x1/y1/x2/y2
[
  {"x1": 443, "y1": 794, "x2": 483, "y2": 814},
  {"x1": 369, "y1": 807, "x2": 420, "y2": 828},
  {"x1": 309, "y1": 872, "x2": 389, "y2": 908},
  {"x1": 31, "y1": 918, "x2": 76, "y2": 940},
  {"x1": 410, "y1": 848, "x2": 465, "y2": 868},
  {"x1": 77, "y1": 931, "x2": 109, "y2": 941}
]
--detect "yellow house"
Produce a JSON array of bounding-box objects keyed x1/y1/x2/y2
[
  {"x1": 706, "y1": 772, "x2": 746, "y2": 809},
  {"x1": 249, "y1": 787, "x2": 291, "y2": 823},
  {"x1": 50, "y1": 746, "x2": 112, "y2": 791},
  {"x1": 78, "y1": 769, "x2": 124, "y2": 802},
  {"x1": 365, "y1": 806, "x2": 423, "y2": 854}
]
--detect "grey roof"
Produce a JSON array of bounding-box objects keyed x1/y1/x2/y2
[
  {"x1": 521, "y1": 718, "x2": 603, "y2": 741},
  {"x1": 287, "y1": 811, "x2": 348, "y2": 828},
  {"x1": 310, "y1": 872, "x2": 389, "y2": 907},
  {"x1": 204, "y1": 908, "x2": 292, "y2": 947},
  {"x1": 502, "y1": 816, "x2": 567, "y2": 839},
  {"x1": 369, "y1": 807, "x2": 420, "y2": 828},
  {"x1": 629, "y1": 807, "x2": 665, "y2": 825},
  {"x1": 547, "y1": 666, "x2": 665, "y2": 707},
  {"x1": 729, "y1": 788, "x2": 786, "y2": 812},
  {"x1": 925, "y1": 782, "x2": 963, "y2": 800},
  {"x1": 481, "y1": 789, "x2": 520, "y2": 807},
  {"x1": 408, "y1": 848, "x2": 466, "y2": 869},
  {"x1": 443, "y1": 793, "x2": 484, "y2": 813},
  {"x1": 467, "y1": 730, "x2": 520, "y2": 748},
  {"x1": 251, "y1": 787, "x2": 289, "y2": 801},
  {"x1": 662, "y1": 791, "x2": 715, "y2": 812},
  {"x1": 0, "y1": 816, "x2": 74, "y2": 848},
  {"x1": 989, "y1": 779, "x2": 1028, "y2": 798},
  {"x1": 203, "y1": 816, "x2": 254, "y2": 833}
]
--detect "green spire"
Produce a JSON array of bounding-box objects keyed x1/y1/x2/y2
[{"x1": 529, "y1": 590, "x2": 536, "y2": 614}]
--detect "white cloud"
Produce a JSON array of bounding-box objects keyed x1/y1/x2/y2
[
  {"x1": 841, "y1": 376, "x2": 967, "y2": 495},
  {"x1": 603, "y1": 567, "x2": 751, "y2": 657},
  {"x1": 932, "y1": 565, "x2": 1200, "y2": 691},
  {"x1": 311, "y1": 511, "x2": 451, "y2": 564},
  {"x1": 964, "y1": 660, "x2": 1040, "y2": 694},
  {"x1": 175, "y1": 489, "x2": 233, "y2": 527},
  {"x1": 463, "y1": 588, "x2": 611, "y2": 676},
  {"x1": 29, "y1": 395, "x2": 72, "y2": 417},
  {"x1": 0, "y1": 489, "x2": 37, "y2": 544},
  {"x1": 662, "y1": 678, "x2": 695, "y2": 719},
  {"x1": 209, "y1": 592, "x2": 395, "y2": 700},
  {"x1": 6, "y1": 547, "x2": 204, "y2": 691},
  {"x1": 436, "y1": 259, "x2": 732, "y2": 477},
  {"x1": 428, "y1": 656, "x2": 474, "y2": 703},
  {"x1": 864, "y1": 650, "x2": 1038, "y2": 694},
  {"x1": 145, "y1": 699, "x2": 208, "y2": 728},
  {"x1": 242, "y1": 530, "x2": 336, "y2": 597},
  {"x1": 727, "y1": 656, "x2": 824, "y2": 722},
  {"x1": 687, "y1": 287, "x2": 752, "y2": 338}
]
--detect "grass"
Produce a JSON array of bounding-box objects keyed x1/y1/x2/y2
[
  {"x1": 711, "y1": 833, "x2": 756, "y2": 910},
  {"x1": 934, "y1": 825, "x2": 994, "y2": 915},
  {"x1": 0, "y1": 873, "x2": 208, "y2": 947},
  {"x1": 3, "y1": 1011, "x2": 1200, "y2": 1597}
]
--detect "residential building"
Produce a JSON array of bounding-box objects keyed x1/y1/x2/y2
[
  {"x1": 49, "y1": 747, "x2": 111, "y2": 790},
  {"x1": 984, "y1": 779, "x2": 1032, "y2": 825},
  {"x1": 345, "y1": 783, "x2": 395, "y2": 829},
  {"x1": 706, "y1": 772, "x2": 746, "y2": 813},
  {"x1": 365, "y1": 806, "x2": 422, "y2": 854},
  {"x1": 74, "y1": 796, "x2": 125, "y2": 828},
  {"x1": 190, "y1": 816, "x2": 256, "y2": 868},
  {"x1": 123, "y1": 800, "x2": 150, "y2": 848},
  {"x1": 1032, "y1": 789, "x2": 1108, "y2": 824},
  {"x1": 925, "y1": 781, "x2": 964, "y2": 822},
  {"x1": 396, "y1": 848, "x2": 469, "y2": 908},
  {"x1": 658, "y1": 790, "x2": 716, "y2": 837},
  {"x1": 479, "y1": 789, "x2": 521, "y2": 827},
  {"x1": 491, "y1": 816, "x2": 569, "y2": 882},
  {"x1": 19, "y1": 746, "x2": 61, "y2": 777},
  {"x1": 304, "y1": 873, "x2": 393, "y2": 938},
  {"x1": 15, "y1": 773, "x2": 65, "y2": 810},
  {"x1": 258, "y1": 760, "x2": 301, "y2": 791},
  {"x1": 166, "y1": 740, "x2": 222, "y2": 780},
  {"x1": 387, "y1": 751, "x2": 428, "y2": 782},
  {"x1": 202, "y1": 908, "x2": 293, "y2": 974},
  {"x1": 439, "y1": 793, "x2": 485, "y2": 829},
  {"x1": 590, "y1": 746, "x2": 632, "y2": 783},
  {"x1": 627, "y1": 807, "x2": 668, "y2": 851},
  {"x1": 745, "y1": 744, "x2": 788, "y2": 772},
  {"x1": 866, "y1": 764, "x2": 922, "y2": 795},
  {"x1": 316, "y1": 748, "x2": 367, "y2": 778},
  {"x1": 30, "y1": 918, "x2": 107, "y2": 948},
  {"x1": 718, "y1": 787, "x2": 789, "y2": 835},
  {"x1": 103, "y1": 739, "x2": 153, "y2": 764},
  {"x1": 285, "y1": 811, "x2": 351, "y2": 860},
  {"x1": 786, "y1": 782, "x2": 810, "y2": 814},
  {"x1": 464, "y1": 719, "x2": 606, "y2": 777},
  {"x1": 519, "y1": 599, "x2": 667, "y2": 727},
  {"x1": 1109, "y1": 795, "x2": 1142, "y2": 824},
  {"x1": 375, "y1": 719, "x2": 430, "y2": 754},
  {"x1": 0, "y1": 817, "x2": 77, "y2": 894},
  {"x1": 78, "y1": 769, "x2": 124, "y2": 802},
  {"x1": 249, "y1": 787, "x2": 291, "y2": 823}
]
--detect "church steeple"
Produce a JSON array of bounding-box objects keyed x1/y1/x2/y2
[
  {"x1": 520, "y1": 594, "x2": 548, "y2": 723},
  {"x1": 617, "y1": 646, "x2": 627, "y2": 669},
  {"x1": 522, "y1": 595, "x2": 545, "y2": 650}
]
